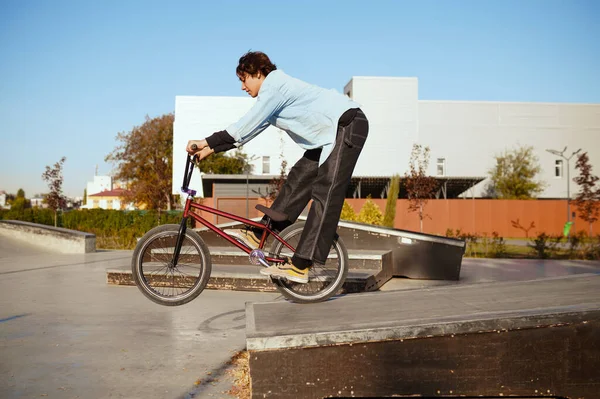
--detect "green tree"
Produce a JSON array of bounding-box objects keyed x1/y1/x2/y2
[
  {"x1": 357, "y1": 196, "x2": 383, "y2": 225},
  {"x1": 10, "y1": 197, "x2": 30, "y2": 213},
  {"x1": 16, "y1": 189, "x2": 25, "y2": 199},
  {"x1": 383, "y1": 174, "x2": 400, "y2": 228},
  {"x1": 340, "y1": 200, "x2": 357, "y2": 222},
  {"x1": 487, "y1": 145, "x2": 546, "y2": 199},
  {"x1": 197, "y1": 149, "x2": 253, "y2": 174},
  {"x1": 41, "y1": 156, "x2": 67, "y2": 227},
  {"x1": 573, "y1": 151, "x2": 600, "y2": 235},
  {"x1": 106, "y1": 114, "x2": 175, "y2": 210},
  {"x1": 405, "y1": 144, "x2": 437, "y2": 232},
  {"x1": 83, "y1": 188, "x2": 87, "y2": 206}
]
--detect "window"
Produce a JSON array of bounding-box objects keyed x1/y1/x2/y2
[
  {"x1": 555, "y1": 160, "x2": 563, "y2": 178},
  {"x1": 437, "y1": 158, "x2": 446, "y2": 176},
  {"x1": 262, "y1": 156, "x2": 270, "y2": 174}
]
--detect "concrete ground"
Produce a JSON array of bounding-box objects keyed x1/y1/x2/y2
[
  {"x1": 0, "y1": 236, "x2": 279, "y2": 399},
  {"x1": 2, "y1": 234, "x2": 599, "y2": 399}
]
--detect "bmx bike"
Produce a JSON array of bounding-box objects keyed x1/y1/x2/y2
[{"x1": 131, "y1": 150, "x2": 349, "y2": 305}]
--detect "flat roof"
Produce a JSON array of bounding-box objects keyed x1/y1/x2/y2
[{"x1": 200, "y1": 175, "x2": 485, "y2": 199}]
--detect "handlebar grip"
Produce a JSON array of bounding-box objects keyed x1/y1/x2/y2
[{"x1": 191, "y1": 144, "x2": 198, "y2": 151}]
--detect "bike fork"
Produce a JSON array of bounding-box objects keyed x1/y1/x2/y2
[{"x1": 172, "y1": 217, "x2": 188, "y2": 267}]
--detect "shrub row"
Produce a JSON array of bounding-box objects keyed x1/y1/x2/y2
[
  {"x1": 0, "y1": 208, "x2": 185, "y2": 250},
  {"x1": 446, "y1": 228, "x2": 600, "y2": 260}
]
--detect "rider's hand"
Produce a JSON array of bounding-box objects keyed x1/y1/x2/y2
[
  {"x1": 186, "y1": 140, "x2": 208, "y2": 155},
  {"x1": 195, "y1": 146, "x2": 215, "y2": 161}
]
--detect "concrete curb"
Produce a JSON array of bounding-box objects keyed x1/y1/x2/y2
[{"x1": 0, "y1": 220, "x2": 96, "y2": 253}]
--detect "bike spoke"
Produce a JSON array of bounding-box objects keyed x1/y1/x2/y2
[{"x1": 138, "y1": 231, "x2": 206, "y2": 300}]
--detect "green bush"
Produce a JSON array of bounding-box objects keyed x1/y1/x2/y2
[
  {"x1": 382, "y1": 175, "x2": 400, "y2": 228},
  {"x1": 490, "y1": 231, "x2": 507, "y2": 258},
  {"x1": 0, "y1": 208, "x2": 185, "y2": 250},
  {"x1": 340, "y1": 201, "x2": 357, "y2": 222},
  {"x1": 528, "y1": 232, "x2": 560, "y2": 259},
  {"x1": 356, "y1": 197, "x2": 383, "y2": 226}
]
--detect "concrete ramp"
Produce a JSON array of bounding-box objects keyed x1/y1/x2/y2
[{"x1": 246, "y1": 274, "x2": 600, "y2": 398}]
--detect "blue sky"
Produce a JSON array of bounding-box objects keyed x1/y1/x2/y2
[{"x1": 1, "y1": 0, "x2": 598, "y2": 197}]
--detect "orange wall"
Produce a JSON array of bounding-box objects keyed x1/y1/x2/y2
[
  {"x1": 194, "y1": 197, "x2": 598, "y2": 237},
  {"x1": 345, "y1": 198, "x2": 599, "y2": 237}
]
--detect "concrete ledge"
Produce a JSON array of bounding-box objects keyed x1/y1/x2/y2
[
  {"x1": 0, "y1": 220, "x2": 96, "y2": 253},
  {"x1": 246, "y1": 274, "x2": 600, "y2": 398}
]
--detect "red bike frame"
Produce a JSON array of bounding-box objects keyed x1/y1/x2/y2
[{"x1": 182, "y1": 197, "x2": 292, "y2": 264}]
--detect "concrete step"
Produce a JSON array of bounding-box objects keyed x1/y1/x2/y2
[
  {"x1": 106, "y1": 264, "x2": 390, "y2": 294},
  {"x1": 145, "y1": 246, "x2": 389, "y2": 271}
]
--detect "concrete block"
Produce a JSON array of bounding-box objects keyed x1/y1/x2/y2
[{"x1": 0, "y1": 220, "x2": 95, "y2": 253}]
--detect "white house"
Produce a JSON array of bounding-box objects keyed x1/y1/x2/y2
[
  {"x1": 0, "y1": 191, "x2": 8, "y2": 209},
  {"x1": 81, "y1": 175, "x2": 134, "y2": 210},
  {"x1": 173, "y1": 76, "x2": 600, "y2": 199}
]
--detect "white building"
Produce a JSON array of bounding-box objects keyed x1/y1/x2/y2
[{"x1": 173, "y1": 76, "x2": 600, "y2": 199}]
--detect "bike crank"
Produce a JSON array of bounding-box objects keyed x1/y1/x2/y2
[{"x1": 249, "y1": 249, "x2": 270, "y2": 268}]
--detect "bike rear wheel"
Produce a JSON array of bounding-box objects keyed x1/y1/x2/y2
[
  {"x1": 269, "y1": 222, "x2": 348, "y2": 303},
  {"x1": 132, "y1": 224, "x2": 211, "y2": 306}
]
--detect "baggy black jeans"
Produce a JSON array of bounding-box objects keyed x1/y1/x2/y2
[{"x1": 267, "y1": 108, "x2": 369, "y2": 269}]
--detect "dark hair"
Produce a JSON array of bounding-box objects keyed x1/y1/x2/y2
[{"x1": 236, "y1": 51, "x2": 277, "y2": 78}]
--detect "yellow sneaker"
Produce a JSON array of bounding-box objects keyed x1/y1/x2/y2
[
  {"x1": 227, "y1": 228, "x2": 261, "y2": 249},
  {"x1": 260, "y1": 260, "x2": 309, "y2": 284}
]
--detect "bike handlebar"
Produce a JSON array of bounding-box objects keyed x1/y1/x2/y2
[{"x1": 181, "y1": 148, "x2": 198, "y2": 196}]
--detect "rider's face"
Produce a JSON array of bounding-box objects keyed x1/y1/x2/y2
[{"x1": 239, "y1": 72, "x2": 264, "y2": 98}]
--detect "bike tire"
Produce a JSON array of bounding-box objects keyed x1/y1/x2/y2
[
  {"x1": 268, "y1": 222, "x2": 348, "y2": 303},
  {"x1": 131, "y1": 224, "x2": 211, "y2": 306}
]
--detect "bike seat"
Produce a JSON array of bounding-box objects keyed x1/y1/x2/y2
[{"x1": 255, "y1": 204, "x2": 288, "y2": 222}]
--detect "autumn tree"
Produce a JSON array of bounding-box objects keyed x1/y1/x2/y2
[
  {"x1": 106, "y1": 114, "x2": 175, "y2": 210},
  {"x1": 405, "y1": 144, "x2": 437, "y2": 232},
  {"x1": 573, "y1": 152, "x2": 600, "y2": 235},
  {"x1": 42, "y1": 156, "x2": 67, "y2": 227},
  {"x1": 383, "y1": 174, "x2": 400, "y2": 228},
  {"x1": 487, "y1": 145, "x2": 546, "y2": 199}
]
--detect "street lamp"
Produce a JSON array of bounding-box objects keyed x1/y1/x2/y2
[
  {"x1": 546, "y1": 146, "x2": 582, "y2": 224},
  {"x1": 243, "y1": 155, "x2": 258, "y2": 218}
]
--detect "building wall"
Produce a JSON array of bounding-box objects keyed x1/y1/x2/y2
[
  {"x1": 173, "y1": 78, "x2": 600, "y2": 199},
  {"x1": 86, "y1": 176, "x2": 112, "y2": 197},
  {"x1": 88, "y1": 195, "x2": 127, "y2": 210},
  {"x1": 418, "y1": 101, "x2": 600, "y2": 198},
  {"x1": 345, "y1": 77, "x2": 419, "y2": 176},
  {"x1": 173, "y1": 96, "x2": 302, "y2": 197}
]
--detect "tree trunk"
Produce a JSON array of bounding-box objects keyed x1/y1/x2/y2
[
  {"x1": 54, "y1": 210, "x2": 57, "y2": 227},
  {"x1": 166, "y1": 193, "x2": 172, "y2": 211},
  {"x1": 419, "y1": 204, "x2": 424, "y2": 232}
]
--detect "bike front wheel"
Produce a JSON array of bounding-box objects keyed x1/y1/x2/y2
[
  {"x1": 131, "y1": 224, "x2": 212, "y2": 306},
  {"x1": 269, "y1": 222, "x2": 349, "y2": 303}
]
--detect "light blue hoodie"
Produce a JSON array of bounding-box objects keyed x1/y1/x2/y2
[{"x1": 226, "y1": 70, "x2": 360, "y2": 164}]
